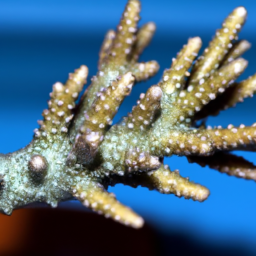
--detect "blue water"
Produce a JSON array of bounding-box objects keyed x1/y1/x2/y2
[{"x1": 1, "y1": 0, "x2": 256, "y2": 255}]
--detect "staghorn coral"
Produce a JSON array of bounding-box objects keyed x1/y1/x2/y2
[{"x1": 1, "y1": 0, "x2": 256, "y2": 229}]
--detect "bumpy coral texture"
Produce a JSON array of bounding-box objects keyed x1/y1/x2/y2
[{"x1": 1, "y1": 0, "x2": 256, "y2": 228}]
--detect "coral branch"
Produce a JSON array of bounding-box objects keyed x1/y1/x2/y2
[
  {"x1": 70, "y1": 72, "x2": 135, "y2": 164},
  {"x1": 69, "y1": 0, "x2": 158, "y2": 140},
  {"x1": 206, "y1": 125, "x2": 256, "y2": 151},
  {"x1": 148, "y1": 165, "x2": 209, "y2": 201},
  {"x1": 107, "y1": 0, "x2": 141, "y2": 65},
  {"x1": 150, "y1": 128, "x2": 215, "y2": 156},
  {"x1": 131, "y1": 22, "x2": 156, "y2": 62},
  {"x1": 194, "y1": 74, "x2": 256, "y2": 120},
  {"x1": 98, "y1": 30, "x2": 116, "y2": 68},
  {"x1": 73, "y1": 181, "x2": 144, "y2": 228},
  {"x1": 35, "y1": 65, "x2": 88, "y2": 138},
  {"x1": 150, "y1": 124, "x2": 256, "y2": 157},
  {"x1": 222, "y1": 40, "x2": 251, "y2": 66},
  {"x1": 130, "y1": 61, "x2": 159, "y2": 81},
  {"x1": 189, "y1": 7, "x2": 247, "y2": 84},
  {"x1": 188, "y1": 152, "x2": 256, "y2": 181},
  {"x1": 159, "y1": 37, "x2": 201, "y2": 96},
  {"x1": 183, "y1": 58, "x2": 248, "y2": 119},
  {"x1": 124, "y1": 85, "x2": 162, "y2": 131},
  {"x1": 108, "y1": 164, "x2": 209, "y2": 201}
]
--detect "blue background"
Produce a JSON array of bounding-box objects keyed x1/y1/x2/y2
[{"x1": 1, "y1": 0, "x2": 256, "y2": 255}]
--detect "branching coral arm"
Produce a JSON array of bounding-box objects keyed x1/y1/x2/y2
[
  {"x1": 124, "y1": 85, "x2": 162, "y2": 132},
  {"x1": 184, "y1": 58, "x2": 248, "y2": 119},
  {"x1": 188, "y1": 152, "x2": 256, "y2": 181},
  {"x1": 166, "y1": 58, "x2": 248, "y2": 126},
  {"x1": 130, "y1": 61, "x2": 159, "y2": 82},
  {"x1": 146, "y1": 165, "x2": 209, "y2": 201},
  {"x1": 159, "y1": 37, "x2": 201, "y2": 97},
  {"x1": 130, "y1": 22, "x2": 156, "y2": 62},
  {"x1": 194, "y1": 74, "x2": 256, "y2": 120},
  {"x1": 149, "y1": 124, "x2": 256, "y2": 156},
  {"x1": 107, "y1": 0, "x2": 141, "y2": 65},
  {"x1": 36, "y1": 65, "x2": 88, "y2": 138},
  {"x1": 70, "y1": 0, "x2": 159, "y2": 140},
  {"x1": 206, "y1": 125, "x2": 256, "y2": 151},
  {"x1": 221, "y1": 40, "x2": 251, "y2": 66},
  {"x1": 188, "y1": 7, "x2": 247, "y2": 85},
  {"x1": 69, "y1": 72, "x2": 135, "y2": 164},
  {"x1": 73, "y1": 181, "x2": 144, "y2": 228},
  {"x1": 98, "y1": 30, "x2": 116, "y2": 68},
  {"x1": 108, "y1": 164, "x2": 209, "y2": 201}
]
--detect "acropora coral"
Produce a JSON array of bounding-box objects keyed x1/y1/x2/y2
[{"x1": 1, "y1": 0, "x2": 256, "y2": 228}]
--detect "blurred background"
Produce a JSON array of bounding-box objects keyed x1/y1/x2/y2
[{"x1": 0, "y1": 0, "x2": 256, "y2": 255}]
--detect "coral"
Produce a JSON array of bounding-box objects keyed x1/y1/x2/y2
[{"x1": 1, "y1": 0, "x2": 256, "y2": 229}]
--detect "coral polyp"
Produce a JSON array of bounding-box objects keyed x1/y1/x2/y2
[{"x1": 1, "y1": 0, "x2": 256, "y2": 228}]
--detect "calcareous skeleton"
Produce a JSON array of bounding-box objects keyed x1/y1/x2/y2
[{"x1": 0, "y1": 0, "x2": 256, "y2": 228}]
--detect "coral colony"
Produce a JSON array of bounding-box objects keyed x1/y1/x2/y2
[{"x1": 0, "y1": 0, "x2": 256, "y2": 228}]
